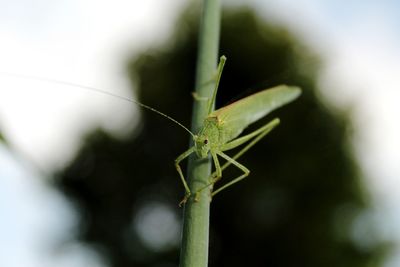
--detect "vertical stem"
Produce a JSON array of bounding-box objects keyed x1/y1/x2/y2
[{"x1": 179, "y1": 0, "x2": 221, "y2": 267}]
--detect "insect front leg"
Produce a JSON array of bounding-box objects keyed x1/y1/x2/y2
[
  {"x1": 193, "y1": 56, "x2": 226, "y2": 109},
  {"x1": 206, "y1": 56, "x2": 226, "y2": 115},
  {"x1": 175, "y1": 146, "x2": 196, "y2": 206}
]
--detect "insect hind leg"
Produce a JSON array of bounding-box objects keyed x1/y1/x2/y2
[
  {"x1": 195, "y1": 119, "x2": 279, "y2": 198},
  {"x1": 211, "y1": 151, "x2": 250, "y2": 196},
  {"x1": 193, "y1": 151, "x2": 249, "y2": 199}
]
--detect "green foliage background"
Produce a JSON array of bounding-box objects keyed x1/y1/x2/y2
[{"x1": 55, "y1": 7, "x2": 386, "y2": 267}]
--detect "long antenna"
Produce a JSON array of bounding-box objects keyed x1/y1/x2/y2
[{"x1": 0, "y1": 72, "x2": 195, "y2": 138}]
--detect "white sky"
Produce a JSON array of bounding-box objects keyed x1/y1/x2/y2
[{"x1": 0, "y1": 0, "x2": 399, "y2": 266}]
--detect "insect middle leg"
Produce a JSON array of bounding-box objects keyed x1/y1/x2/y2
[{"x1": 194, "y1": 151, "x2": 222, "y2": 201}]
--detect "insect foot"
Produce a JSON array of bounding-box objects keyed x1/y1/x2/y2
[
  {"x1": 192, "y1": 92, "x2": 209, "y2": 101},
  {"x1": 194, "y1": 192, "x2": 201, "y2": 202},
  {"x1": 179, "y1": 193, "x2": 191, "y2": 207}
]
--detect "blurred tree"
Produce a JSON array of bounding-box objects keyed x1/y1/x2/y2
[{"x1": 55, "y1": 7, "x2": 387, "y2": 267}]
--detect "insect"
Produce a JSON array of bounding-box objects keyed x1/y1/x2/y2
[
  {"x1": 175, "y1": 56, "x2": 301, "y2": 204},
  {"x1": 0, "y1": 55, "x2": 301, "y2": 204}
]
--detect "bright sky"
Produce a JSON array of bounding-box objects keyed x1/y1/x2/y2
[{"x1": 0, "y1": 0, "x2": 399, "y2": 266}]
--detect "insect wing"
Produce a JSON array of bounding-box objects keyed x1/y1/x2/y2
[{"x1": 210, "y1": 85, "x2": 301, "y2": 141}]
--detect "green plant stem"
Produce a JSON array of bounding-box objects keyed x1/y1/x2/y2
[{"x1": 179, "y1": 0, "x2": 221, "y2": 267}]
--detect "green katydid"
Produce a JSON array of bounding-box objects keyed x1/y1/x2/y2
[
  {"x1": 175, "y1": 56, "x2": 301, "y2": 204},
  {"x1": 0, "y1": 55, "x2": 301, "y2": 204}
]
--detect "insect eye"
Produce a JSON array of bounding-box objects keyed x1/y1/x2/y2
[{"x1": 204, "y1": 139, "x2": 208, "y2": 145}]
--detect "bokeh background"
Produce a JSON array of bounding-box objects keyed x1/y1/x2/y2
[{"x1": 0, "y1": 1, "x2": 399, "y2": 267}]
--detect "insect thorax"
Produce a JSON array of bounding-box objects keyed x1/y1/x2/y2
[{"x1": 193, "y1": 117, "x2": 221, "y2": 158}]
